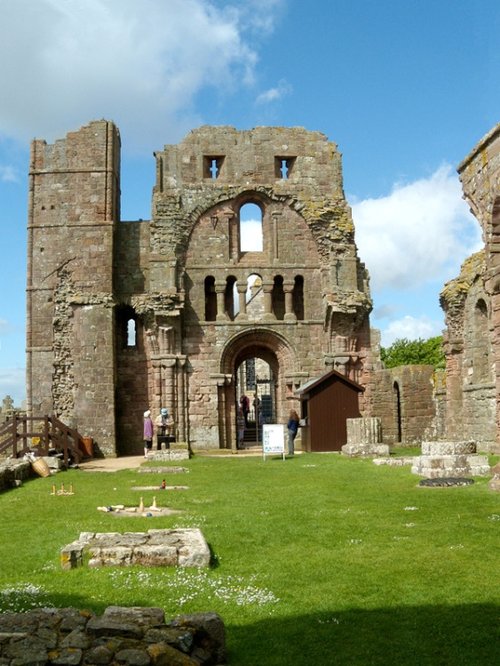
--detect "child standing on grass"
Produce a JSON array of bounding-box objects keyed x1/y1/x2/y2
[{"x1": 143, "y1": 410, "x2": 153, "y2": 458}]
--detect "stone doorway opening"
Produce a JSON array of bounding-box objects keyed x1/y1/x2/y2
[
  {"x1": 219, "y1": 329, "x2": 295, "y2": 450},
  {"x1": 236, "y1": 356, "x2": 276, "y2": 446}
]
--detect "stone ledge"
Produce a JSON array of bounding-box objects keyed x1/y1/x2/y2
[
  {"x1": 61, "y1": 528, "x2": 211, "y2": 570},
  {"x1": 0, "y1": 606, "x2": 226, "y2": 664}
]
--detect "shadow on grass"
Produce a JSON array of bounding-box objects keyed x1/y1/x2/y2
[{"x1": 227, "y1": 603, "x2": 500, "y2": 665}]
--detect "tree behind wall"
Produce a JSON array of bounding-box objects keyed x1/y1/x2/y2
[{"x1": 381, "y1": 336, "x2": 445, "y2": 369}]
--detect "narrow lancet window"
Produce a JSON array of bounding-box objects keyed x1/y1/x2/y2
[{"x1": 240, "y1": 202, "x2": 263, "y2": 252}]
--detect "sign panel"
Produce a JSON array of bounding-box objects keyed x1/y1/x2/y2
[{"x1": 262, "y1": 424, "x2": 285, "y2": 460}]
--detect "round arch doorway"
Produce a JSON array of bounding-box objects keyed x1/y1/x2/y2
[{"x1": 219, "y1": 329, "x2": 296, "y2": 450}]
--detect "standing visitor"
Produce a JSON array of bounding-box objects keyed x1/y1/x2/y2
[
  {"x1": 237, "y1": 407, "x2": 246, "y2": 449},
  {"x1": 240, "y1": 394, "x2": 250, "y2": 425},
  {"x1": 143, "y1": 410, "x2": 154, "y2": 458},
  {"x1": 287, "y1": 409, "x2": 300, "y2": 456}
]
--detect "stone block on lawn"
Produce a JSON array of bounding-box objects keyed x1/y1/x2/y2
[{"x1": 61, "y1": 528, "x2": 211, "y2": 569}]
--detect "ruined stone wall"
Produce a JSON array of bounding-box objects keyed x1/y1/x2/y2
[
  {"x1": 151, "y1": 126, "x2": 373, "y2": 449},
  {"x1": 440, "y1": 252, "x2": 497, "y2": 449},
  {"x1": 371, "y1": 365, "x2": 436, "y2": 445},
  {"x1": 27, "y1": 121, "x2": 120, "y2": 455},
  {"x1": 27, "y1": 122, "x2": 375, "y2": 454},
  {"x1": 438, "y1": 126, "x2": 500, "y2": 452}
]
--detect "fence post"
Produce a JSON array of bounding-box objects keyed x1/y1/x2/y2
[
  {"x1": 11, "y1": 414, "x2": 18, "y2": 458},
  {"x1": 21, "y1": 415, "x2": 27, "y2": 454}
]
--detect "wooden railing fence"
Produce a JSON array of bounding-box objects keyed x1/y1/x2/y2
[{"x1": 0, "y1": 415, "x2": 84, "y2": 465}]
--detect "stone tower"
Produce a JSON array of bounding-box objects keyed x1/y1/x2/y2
[
  {"x1": 27, "y1": 121, "x2": 120, "y2": 455},
  {"x1": 27, "y1": 121, "x2": 374, "y2": 455}
]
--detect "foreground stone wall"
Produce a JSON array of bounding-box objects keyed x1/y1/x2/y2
[{"x1": 0, "y1": 606, "x2": 226, "y2": 665}]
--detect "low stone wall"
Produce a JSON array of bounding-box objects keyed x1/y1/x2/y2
[
  {"x1": 0, "y1": 605, "x2": 226, "y2": 665},
  {"x1": 61, "y1": 529, "x2": 211, "y2": 570},
  {"x1": 0, "y1": 458, "x2": 33, "y2": 491}
]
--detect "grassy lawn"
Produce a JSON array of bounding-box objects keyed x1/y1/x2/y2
[{"x1": 0, "y1": 453, "x2": 499, "y2": 665}]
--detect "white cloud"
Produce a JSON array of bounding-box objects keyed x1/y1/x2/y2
[
  {"x1": 380, "y1": 315, "x2": 444, "y2": 347},
  {"x1": 352, "y1": 165, "x2": 482, "y2": 291},
  {"x1": 256, "y1": 79, "x2": 292, "y2": 105},
  {"x1": 0, "y1": 318, "x2": 12, "y2": 333},
  {"x1": 0, "y1": 166, "x2": 17, "y2": 182},
  {"x1": 0, "y1": 0, "x2": 281, "y2": 151}
]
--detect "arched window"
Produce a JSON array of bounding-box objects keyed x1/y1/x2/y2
[
  {"x1": 272, "y1": 275, "x2": 285, "y2": 320},
  {"x1": 239, "y1": 202, "x2": 263, "y2": 252},
  {"x1": 116, "y1": 305, "x2": 138, "y2": 350},
  {"x1": 225, "y1": 276, "x2": 237, "y2": 320},
  {"x1": 245, "y1": 274, "x2": 264, "y2": 318},
  {"x1": 393, "y1": 381, "x2": 402, "y2": 443},
  {"x1": 473, "y1": 299, "x2": 490, "y2": 382},
  {"x1": 293, "y1": 275, "x2": 304, "y2": 320},
  {"x1": 204, "y1": 276, "x2": 216, "y2": 321},
  {"x1": 126, "y1": 318, "x2": 137, "y2": 347}
]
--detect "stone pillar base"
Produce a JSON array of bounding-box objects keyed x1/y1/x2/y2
[
  {"x1": 411, "y1": 440, "x2": 491, "y2": 477},
  {"x1": 342, "y1": 417, "x2": 389, "y2": 457}
]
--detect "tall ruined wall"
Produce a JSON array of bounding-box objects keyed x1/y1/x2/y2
[
  {"x1": 27, "y1": 121, "x2": 120, "y2": 455},
  {"x1": 440, "y1": 123, "x2": 500, "y2": 452},
  {"x1": 151, "y1": 126, "x2": 374, "y2": 449},
  {"x1": 26, "y1": 122, "x2": 376, "y2": 454}
]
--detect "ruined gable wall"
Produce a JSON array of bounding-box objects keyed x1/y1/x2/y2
[
  {"x1": 151, "y1": 126, "x2": 373, "y2": 449},
  {"x1": 444, "y1": 123, "x2": 500, "y2": 451},
  {"x1": 27, "y1": 121, "x2": 120, "y2": 455}
]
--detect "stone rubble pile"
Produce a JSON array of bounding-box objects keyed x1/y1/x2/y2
[{"x1": 0, "y1": 605, "x2": 226, "y2": 665}]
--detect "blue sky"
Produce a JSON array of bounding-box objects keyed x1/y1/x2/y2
[{"x1": 0, "y1": 0, "x2": 498, "y2": 406}]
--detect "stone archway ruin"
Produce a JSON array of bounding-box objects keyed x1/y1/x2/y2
[{"x1": 26, "y1": 121, "x2": 375, "y2": 455}]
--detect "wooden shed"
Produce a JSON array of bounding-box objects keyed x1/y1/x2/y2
[{"x1": 297, "y1": 370, "x2": 364, "y2": 452}]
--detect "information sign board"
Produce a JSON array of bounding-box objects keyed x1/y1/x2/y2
[{"x1": 262, "y1": 424, "x2": 285, "y2": 460}]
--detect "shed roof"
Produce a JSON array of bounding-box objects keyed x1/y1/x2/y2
[{"x1": 296, "y1": 369, "x2": 364, "y2": 399}]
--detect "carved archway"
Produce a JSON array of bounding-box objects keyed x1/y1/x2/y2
[{"x1": 218, "y1": 329, "x2": 296, "y2": 449}]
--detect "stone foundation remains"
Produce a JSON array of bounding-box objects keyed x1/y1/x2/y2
[
  {"x1": 411, "y1": 440, "x2": 490, "y2": 478},
  {"x1": 61, "y1": 529, "x2": 211, "y2": 570},
  {"x1": 0, "y1": 606, "x2": 226, "y2": 665},
  {"x1": 341, "y1": 417, "x2": 390, "y2": 457}
]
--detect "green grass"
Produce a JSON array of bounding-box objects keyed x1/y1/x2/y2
[{"x1": 1, "y1": 454, "x2": 499, "y2": 665}]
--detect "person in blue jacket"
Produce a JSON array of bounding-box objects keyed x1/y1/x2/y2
[{"x1": 287, "y1": 409, "x2": 300, "y2": 456}]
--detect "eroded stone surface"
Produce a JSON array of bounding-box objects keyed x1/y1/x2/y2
[
  {"x1": 411, "y1": 440, "x2": 490, "y2": 478},
  {"x1": 0, "y1": 607, "x2": 226, "y2": 664},
  {"x1": 61, "y1": 529, "x2": 210, "y2": 570}
]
